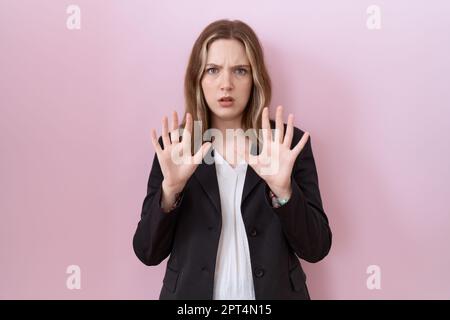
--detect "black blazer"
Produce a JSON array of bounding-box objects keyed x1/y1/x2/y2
[{"x1": 133, "y1": 121, "x2": 332, "y2": 299}]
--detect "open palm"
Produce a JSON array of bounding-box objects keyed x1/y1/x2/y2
[
  {"x1": 244, "y1": 106, "x2": 309, "y2": 197},
  {"x1": 151, "y1": 111, "x2": 211, "y2": 192}
]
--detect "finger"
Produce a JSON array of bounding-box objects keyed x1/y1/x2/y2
[
  {"x1": 162, "y1": 116, "x2": 170, "y2": 149},
  {"x1": 283, "y1": 114, "x2": 294, "y2": 148},
  {"x1": 292, "y1": 131, "x2": 310, "y2": 157},
  {"x1": 193, "y1": 141, "x2": 212, "y2": 165},
  {"x1": 171, "y1": 110, "x2": 180, "y2": 144},
  {"x1": 274, "y1": 105, "x2": 284, "y2": 144},
  {"x1": 261, "y1": 107, "x2": 271, "y2": 145},
  {"x1": 242, "y1": 137, "x2": 257, "y2": 167},
  {"x1": 182, "y1": 113, "x2": 192, "y2": 155},
  {"x1": 151, "y1": 128, "x2": 162, "y2": 155}
]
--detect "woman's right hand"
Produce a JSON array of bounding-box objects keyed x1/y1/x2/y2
[{"x1": 151, "y1": 111, "x2": 212, "y2": 195}]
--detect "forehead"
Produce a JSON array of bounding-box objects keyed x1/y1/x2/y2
[{"x1": 206, "y1": 39, "x2": 249, "y2": 64}]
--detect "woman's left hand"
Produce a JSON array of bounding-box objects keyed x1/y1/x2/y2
[{"x1": 243, "y1": 106, "x2": 309, "y2": 199}]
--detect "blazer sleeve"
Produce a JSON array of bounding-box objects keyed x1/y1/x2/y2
[
  {"x1": 132, "y1": 136, "x2": 185, "y2": 266},
  {"x1": 265, "y1": 129, "x2": 332, "y2": 263}
]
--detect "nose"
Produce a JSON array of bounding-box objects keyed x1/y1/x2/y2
[{"x1": 220, "y1": 70, "x2": 233, "y2": 91}]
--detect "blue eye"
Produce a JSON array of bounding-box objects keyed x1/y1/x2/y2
[
  {"x1": 236, "y1": 68, "x2": 248, "y2": 75},
  {"x1": 206, "y1": 67, "x2": 218, "y2": 74},
  {"x1": 205, "y1": 67, "x2": 249, "y2": 76}
]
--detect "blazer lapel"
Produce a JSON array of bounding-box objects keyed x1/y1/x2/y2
[
  {"x1": 194, "y1": 159, "x2": 221, "y2": 215},
  {"x1": 241, "y1": 165, "x2": 262, "y2": 205}
]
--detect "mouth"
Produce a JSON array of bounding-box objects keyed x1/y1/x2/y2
[{"x1": 218, "y1": 96, "x2": 235, "y2": 107}]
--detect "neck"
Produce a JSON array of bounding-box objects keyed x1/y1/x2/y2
[
  {"x1": 210, "y1": 116, "x2": 246, "y2": 164},
  {"x1": 210, "y1": 116, "x2": 244, "y2": 137}
]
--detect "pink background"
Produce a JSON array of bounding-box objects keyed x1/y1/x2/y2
[{"x1": 1, "y1": 0, "x2": 449, "y2": 299}]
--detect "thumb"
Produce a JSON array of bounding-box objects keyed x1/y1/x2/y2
[
  {"x1": 193, "y1": 141, "x2": 212, "y2": 165},
  {"x1": 242, "y1": 137, "x2": 255, "y2": 166}
]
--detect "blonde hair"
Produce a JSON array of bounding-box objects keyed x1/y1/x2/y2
[{"x1": 182, "y1": 19, "x2": 272, "y2": 153}]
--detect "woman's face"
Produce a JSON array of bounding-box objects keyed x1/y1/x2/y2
[{"x1": 201, "y1": 39, "x2": 253, "y2": 126}]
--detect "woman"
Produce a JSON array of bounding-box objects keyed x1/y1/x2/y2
[{"x1": 133, "y1": 19, "x2": 332, "y2": 300}]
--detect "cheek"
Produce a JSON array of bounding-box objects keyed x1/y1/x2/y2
[
  {"x1": 240, "y1": 80, "x2": 253, "y2": 98},
  {"x1": 201, "y1": 80, "x2": 213, "y2": 97}
]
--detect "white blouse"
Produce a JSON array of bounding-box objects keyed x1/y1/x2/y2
[{"x1": 212, "y1": 148, "x2": 256, "y2": 300}]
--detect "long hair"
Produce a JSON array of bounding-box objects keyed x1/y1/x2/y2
[{"x1": 182, "y1": 19, "x2": 272, "y2": 153}]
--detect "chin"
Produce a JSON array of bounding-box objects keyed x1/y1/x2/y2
[{"x1": 212, "y1": 107, "x2": 243, "y2": 120}]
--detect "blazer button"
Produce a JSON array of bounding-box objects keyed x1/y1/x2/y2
[
  {"x1": 208, "y1": 226, "x2": 214, "y2": 231},
  {"x1": 250, "y1": 228, "x2": 257, "y2": 237},
  {"x1": 201, "y1": 266, "x2": 209, "y2": 273},
  {"x1": 255, "y1": 268, "x2": 264, "y2": 278}
]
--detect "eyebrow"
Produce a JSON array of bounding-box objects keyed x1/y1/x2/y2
[{"x1": 205, "y1": 63, "x2": 251, "y2": 68}]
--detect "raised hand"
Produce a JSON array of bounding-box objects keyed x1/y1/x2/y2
[
  {"x1": 244, "y1": 106, "x2": 309, "y2": 199},
  {"x1": 151, "y1": 111, "x2": 212, "y2": 195}
]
